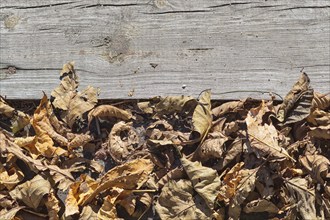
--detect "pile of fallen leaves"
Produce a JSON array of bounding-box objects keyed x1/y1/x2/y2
[{"x1": 0, "y1": 62, "x2": 329, "y2": 220}]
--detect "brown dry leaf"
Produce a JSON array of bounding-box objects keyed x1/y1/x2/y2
[
  {"x1": 217, "y1": 162, "x2": 245, "y2": 204},
  {"x1": 0, "y1": 206, "x2": 25, "y2": 220},
  {"x1": 308, "y1": 124, "x2": 330, "y2": 139},
  {"x1": 0, "y1": 162, "x2": 24, "y2": 190},
  {"x1": 97, "y1": 187, "x2": 124, "y2": 220},
  {"x1": 46, "y1": 163, "x2": 75, "y2": 191},
  {"x1": 88, "y1": 104, "x2": 132, "y2": 125},
  {"x1": 196, "y1": 132, "x2": 228, "y2": 161},
  {"x1": 228, "y1": 167, "x2": 259, "y2": 219},
  {"x1": 0, "y1": 132, "x2": 47, "y2": 173},
  {"x1": 243, "y1": 199, "x2": 279, "y2": 214},
  {"x1": 80, "y1": 205, "x2": 98, "y2": 220},
  {"x1": 299, "y1": 154, "x2": 330, "y2": 184},
  {"x1": 181, "y1": 157, "x2": 221, "y2": 209},
  {"x1": 154, "y1": 95, "x2": 196, "y2": 116},
  {"x1": 246, "y1": 101, "x2": 294, "y2": 161},
  {"x1": 192, "y1": 90, "x2": 212, "y2": 141},
  {"x1": 212, "y1": 100, "x2": 245, "y2": 117},
  {"x1": 68, "y1": 133, "x2": 93, "y2": 150},
  {"x1": 0, "y1": 97, "x2": 30, "y2": 133},
  {"x1": 277, "y1": 72, "x2": 314, "y2": 124},
  {"x1": 65, "y1": 181, "x2": 80, "y2": 217},
  {"x1": 137, "y1": 101, "x2": 153, "y2": 114},
  {"x1": 307, "y1": 108, "x2": 330, "y2": 126},
  {"x1": 51, "y1": 62, "x2": 99, "y2": 127},
  {"x1": 45, "y1": 192, "x2": 60, "y2": 220},
  {"x1": 312, "y1": 92, "x2": 330, "y2": 110},
  {"x1": 108, "y1": 121, "x2": 139, "y2": 163},
  {"x1": 285, "y1": 177, "x2": 317, "y2": 220},
  {"x1": 31, "y1": 94, "x2": 67, "y2": 158},
  {"x1": 9, "y1": 175, "x2": 51, "y2": 209},
  {"x1": 155, "y1": 179, "x2": 212, "y2": 220},
  {"x1": 81, "y1": 158, "x2": 154, "y2": 206}
]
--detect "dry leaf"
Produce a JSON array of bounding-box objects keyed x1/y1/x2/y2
[
  {"x1": 192, "y1": 90, "x2": 212, "y2": 141},
  {"x1": 154, "y1": 95, "x2": 196, "y2": 116},
  {"x1": 181, "y1": 157, "x2": 221, "y2": 209},
  {"x1": 285, "y1": 177, "x2": 317, "y2": 220},
  {"x1": 308, "y1": 124, "x2": 330, "y2": 139},
  {"x1": 51, "y1": 62, "x2": 99, "y2": 127},
  {"x1": 108, "y1": 121, "x2": 139, "y2": 163},
  {"x1": 0, "y1": 206, "x2": 25, "y2": 220},
  {"x1": 9, "y1": 175, "x2": 51, "y2": 209},
  {"x1": 45, "y1": 192, "x2": 60, "y2": 220},
  {"x1": 246, "y1": 101, "x2": 294, "y2": 161},
  {"x1": 196, "y1": 132, "x2": 228, "y2": 161},
  {"x1": 155, "y1": 179, "x2": 212, "y2": 220},
  {"x1": 299, "y1": 154, "x2": 330, "y2": 184},
  {"x1": 277, "y1": 72, "x2": 314, "y2": 124},
  {"x1": 81, "y1": 158, "x2": 154, "y2": 206},
  {"x1": 97, "y1": 187, "x2": 125, "y2": 220},
  {"x1": 68, "y1": 133, "x2": 93, "y2": 150},
  {"x1": 312, "y1": 92, "x2": 330, "y2": 110},
  {"x1": 31, "y1": 94, "x2": 67, "y2": 158},
  {"x1": 212, "y1": 100, "x2": 245, "y2": 117},
  {"x1": 243, "y1": 199, "x2": 279, "y2": 214},
  {"x1": 80, "y1": 205, "x2": 98, "y2": 220},
  {"x1": 88, "y1": 104, "x2": 132, "y2": 125},
  {"x1": 0, "y1": 163, "x2": 24, "y2": 190}
]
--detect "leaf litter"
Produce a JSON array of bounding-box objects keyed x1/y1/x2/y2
[{"x1": 0, "y1": 63, "x2": 329, "y2": 219}]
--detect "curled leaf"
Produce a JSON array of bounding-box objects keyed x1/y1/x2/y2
[
  {"x1": 88, "y1": 104, "x2": 132, "y2": 125},
  {"x1": 108, "y1": 121, "x2": 139, "y2": 163}
]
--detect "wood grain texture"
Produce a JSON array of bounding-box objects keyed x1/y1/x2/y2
[{"x1": 0, "y1": 0, "x2": 329, "y2": 99}]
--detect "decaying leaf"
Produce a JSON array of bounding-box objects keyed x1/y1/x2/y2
[
  {"x1": 181, "y1": 157, "x2": 221, "y2": 209},
  {"x1": 192, "y1": 90, "x2": 212, "y2": 141},
  {"x1": 285, "y1": 177, "x2": 317, "y2": 220},
  {"x1": 88, "y1": 104, "x2": 132, "y2": 125},
  {"x1": 51, "y1": 62, "x2": 99, "y2": 127},
  {"x1": 277, "y1": 72, "x2": 314, "y2": 124},
  {"x1": 9, "y1": 175, "x2": 51, "y2": 209},
  {"x1": 155, "y1": 179, "x2": 212, "y2": 220}
]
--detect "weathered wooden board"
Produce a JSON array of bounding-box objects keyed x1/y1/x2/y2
[{"x1": 0, "y1": 0, "x2": 329, "y2": 99}]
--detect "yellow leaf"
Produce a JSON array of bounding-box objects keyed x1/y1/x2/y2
[
  {"x1": 97, "y1": 188, "x2": 124, "y2": 220},
  {"x1": 0, "y1": 163, "x2": 24, "y2": 190}
]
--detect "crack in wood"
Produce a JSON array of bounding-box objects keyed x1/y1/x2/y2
[
  {"x1": 143, "y1": 9, "x2": 209, "y2": 15},
  {"x1": 0, "y1": 1, "x2": 75, "y2": 10}
]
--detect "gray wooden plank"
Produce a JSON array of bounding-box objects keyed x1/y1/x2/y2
[{"x1": 0, "y1": 0, "x2": 329, "y2": 99}]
